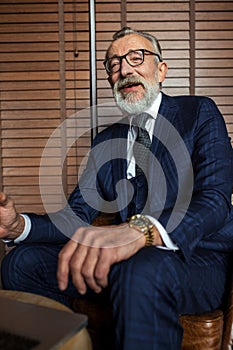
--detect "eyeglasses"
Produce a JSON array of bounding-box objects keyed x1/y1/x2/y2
[{"x1": 103, "y1": 49, "x2": 162, "y2": 75}]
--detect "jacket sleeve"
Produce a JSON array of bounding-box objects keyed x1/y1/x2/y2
[{"x1": 164, "y1": 97, "x2": 233, "y2": 260}]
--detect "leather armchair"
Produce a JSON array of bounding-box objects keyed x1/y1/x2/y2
[{"x1": 71, "y1": 213, "x2": 233, "y2": 350}]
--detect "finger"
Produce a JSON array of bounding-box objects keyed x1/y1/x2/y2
[
  {"x1": 57, "y1": 239, "x2": 78, "y2": 291},
  {"x1": 69, "y1": 244, "x2": 90, "y2": 295},
  {"x1": 94, "y1": 249, "x2": 115, "y2": 289},
  {"x1": 81, "y1": 247, "x2": 102, "y2": 293},
  {"x1": 0, "y1": 192, "x2": 9, "y2": 206}
]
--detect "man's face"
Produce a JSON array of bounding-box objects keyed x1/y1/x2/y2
[{"x1": 107, "y1": 34, "x2": 167, "y2": 114}]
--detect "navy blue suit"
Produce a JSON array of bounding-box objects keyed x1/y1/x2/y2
[{"x1": 2, "y1": 93, "x2": 233, "y2": 349}]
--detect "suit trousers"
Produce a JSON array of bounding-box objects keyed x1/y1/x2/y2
[{"x1": 1, "y1": 243, "x2": 231, "y2": 350}]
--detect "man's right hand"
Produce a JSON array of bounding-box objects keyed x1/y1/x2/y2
[{"x1": 0, "y1": 192, "x2": 25, "y2": 240}]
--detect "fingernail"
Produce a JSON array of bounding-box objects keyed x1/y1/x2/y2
[{"x1": 58, "y1": 281, "x2": 65, "y2": 291}]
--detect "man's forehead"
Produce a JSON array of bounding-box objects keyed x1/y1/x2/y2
[{"x1": 107, "y1": 34, "x2": 154, "y2": 57}]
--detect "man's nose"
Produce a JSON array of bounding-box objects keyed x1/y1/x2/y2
[{"x1": 120, "y1": 58, "x2": 134, "y2": 77}]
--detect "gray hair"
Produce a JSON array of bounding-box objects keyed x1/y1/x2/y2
[{"x1": 106, "y1": 26, "x2": 163, "y2": 61}]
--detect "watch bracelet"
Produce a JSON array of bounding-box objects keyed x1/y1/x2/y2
[{"x1": 144, "y1": 225, "x2": 154, "y2": 246}]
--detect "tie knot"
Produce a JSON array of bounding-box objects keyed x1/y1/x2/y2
[{"x1": 133, "y1": 112, "x2": 152, "y2": 129}]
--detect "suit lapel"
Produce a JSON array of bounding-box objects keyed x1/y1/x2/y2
[
  {"x1": 111, "y1": 119, "x2": 130, "y2": 220},
  {"x1": 148, "y1": 93, "x2": 179, "y2": 214}
]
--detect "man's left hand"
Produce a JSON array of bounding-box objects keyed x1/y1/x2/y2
[{"x1": 57, "y1": 223, "x2": 147, "y2": 295}]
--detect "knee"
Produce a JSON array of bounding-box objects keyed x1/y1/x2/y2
[
  {"x1": 109, "y1": 248, "x2": 183, "y2": 296},
  {"x1": 1, "y1": 245, "x2": 35, "y2": 290}
]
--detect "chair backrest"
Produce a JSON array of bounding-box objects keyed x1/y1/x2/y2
[{"x1": 222, "y1": 280, "x2": 233, "y2": 350}]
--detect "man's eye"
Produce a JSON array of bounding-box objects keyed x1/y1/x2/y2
[
  {"x1": 110, "y1": 60, "x2": 120, "y2": 69},
  {"x1": 128, "y1": 54, "x2": 142, "y2": 64},
  {"x1": 131, "y1": 56, "x2": 142, "y2": 62}
]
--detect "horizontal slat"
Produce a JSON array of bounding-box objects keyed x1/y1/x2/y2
[
  {"x1": 196, "y1": 59, "x2": 233, "y2": 68},
  {"x1": 1, "y1": 130, "x2": 57, "y2": 139},
  {"x1": 161, "y1": 78, "x2": 190, "y2": 87},
  {"x1": 8, "y1": 195, "x2": 63, "y2": 205},
  {"x1": 196, "y1": 77, "x2": 233, "y2": 86},
  {"x1": 3, "y1": 148, "x2": 45, "y2": 157},
  {"x1": 1, "y1": 90, "x2": 60, "y2": 100},
  {"x1": 0, "y1": 4, "x2": 58, "y2": 13},
  {"x1": 127, "y1": 13, "x2": 189, "y2": 21},
  {"x1": 1, "y1": 13, "x2": 59, "y2": 23},
  {"x1": 127, "y1": 3, "x2": 189, "y2": 11},
  {"x1": 196, "y1": 2, "x2": 233, "y2": 11},
  {"x1": 4, "y1": 186, "x2": 65, "y2": 197},
  {"x1": 218, "y1": 106, "x2": 233, "y2": 115},
  {"x1": 3, "y1": 157, "x2": 63, "y2": 167},
  {"x1": 196, "y1": 68, "x2": 233, "y2": 76},
  {"x1": 196, "y1": 40, "x2": 233, "y2": 49},
  {"x1": 196, "y1": 31, "x2": 233, "y2": 40},
  {"x1": 0, "y1": 62, "x2": 60, "y2": 72},
  {"x1": 0, "y1": 23, "x2": 58, "y2": 33},
  {"x1": 0, "y1": 33, "x2": 58, "y2": 43},
  {"x1": 196, "y1": 50, "x2": 233, "y2": 59},
  {"x1": 3, "y1": 176, "x2": 61, "y2": 186},
  {"x1": 196, "y1": 12, "x2": 233, "y2": 20},
  {"x1": 1, "y1": 119, "x2": 59, "y2": 129},
  {"x1": 127, "y1": 0, "x2": 189, "y2": 1},
  {"x1": 196, "y1": 22, "x2": 233, "y2": 30},
  {"x1": 1, "y1": 110, "x2": 60, "y2": 119},
  {"x1": 195, "y1": 87, "x2": 233, "y2": 95},
  {"x1": 1, "y1": 100, "x2": 60, "y2": 109},
  {"x1": 0, "y1": 72, "x2": 60, "y2": 81}
]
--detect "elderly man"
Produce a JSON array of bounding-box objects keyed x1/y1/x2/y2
[{"x1": 1, "y1": 27, "x2": 233, "y2": 349}]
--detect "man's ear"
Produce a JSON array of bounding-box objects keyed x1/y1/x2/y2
[{"x1": 158, "y1": 62, "x2": 168, "y2": 83}]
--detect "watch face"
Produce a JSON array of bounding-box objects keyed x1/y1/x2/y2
[{"x1": 132, "y1": 217, "x2": 145, "y2": 226}]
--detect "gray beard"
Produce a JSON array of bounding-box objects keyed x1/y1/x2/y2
[{"x1": 113, "y1": 77, "x2": 160, "y2": 115}]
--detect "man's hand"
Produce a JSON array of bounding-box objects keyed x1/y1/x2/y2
[
  {"x1": 57, "y1": 223, "x2": 146, "y2": 294},
  {"x1": 57, "y1": 223, "x2": 161, "y2": 295},
  {"x1": 0, "y1": 192, "x2": 25, "y2": 240}
]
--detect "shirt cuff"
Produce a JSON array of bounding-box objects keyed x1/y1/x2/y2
[
  {"x1": 2, "y1": 214, "x2": 31, "y2": 244},
  {"x1": 14, "y1": 214, "x2": 31, "y2": 243},
  {"x1": 145, "y1": 215, "x2": 179, "y2": 251}
]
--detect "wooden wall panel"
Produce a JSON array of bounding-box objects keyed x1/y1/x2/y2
[
  {"x1": 0, "y1": 0, "x2": 62, "y2": 213},
  {"x1": 64, "y1": 0, "x2": 91, "y2": 194},
  {"x1": 195, "y1": 0, "x2": 233, "y2": 140}
]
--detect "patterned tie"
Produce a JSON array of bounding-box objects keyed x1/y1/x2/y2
[{"x1": 133, "y1": 112, "x2": 152, "y2": 176}]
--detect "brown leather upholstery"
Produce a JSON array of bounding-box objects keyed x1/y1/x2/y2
[
  {"x1": 71, "y1": 213, "x2": 233, "y2": 350},
  {"x1": 180, "y1": 310, "x2": 224, "y2": 350}
]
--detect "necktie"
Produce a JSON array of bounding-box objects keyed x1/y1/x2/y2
[{"x1": 133, "y1": 112, "x2": 152, "y2": 176}]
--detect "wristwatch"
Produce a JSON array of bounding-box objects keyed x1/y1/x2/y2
[{"x1": 128, "y1": 214, "x2": 154, "y2": 246}]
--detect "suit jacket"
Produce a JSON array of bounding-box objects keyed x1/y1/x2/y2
[{"x1": 25, "y1": 93, "x2": 233, "y2": 260}]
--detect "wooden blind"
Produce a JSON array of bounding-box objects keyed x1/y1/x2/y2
[
  {"x1": 96, "y1": 0, "x2": 124, "y2": 127},
  {"x1": 127, "y1": 0, "x2": 191, "y2": 97},
  {"x1": 64, "y1": 0, "x2": 91, "y2": 195},
  {"x1": 0, "y1": 0, "x2": 91, "y2": 213},
  {"x1": 195, "y1": 0, "x2": 233, "y2": 141},
  {"x1": 0, "y1": 0, "x2": 62, "y2": 213}
]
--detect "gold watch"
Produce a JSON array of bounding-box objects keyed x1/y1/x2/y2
[{"x1": 128, "y1": 214, "x2": 154, "y2": 246}]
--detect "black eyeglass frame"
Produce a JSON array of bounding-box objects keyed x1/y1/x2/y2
[{"x1": 103, "y1": 49, "x2": 162, "y2": 74}]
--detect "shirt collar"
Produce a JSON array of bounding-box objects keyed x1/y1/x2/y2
[{"x1": 145, "y1": 91, "x2": 162, "y2": 119}]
